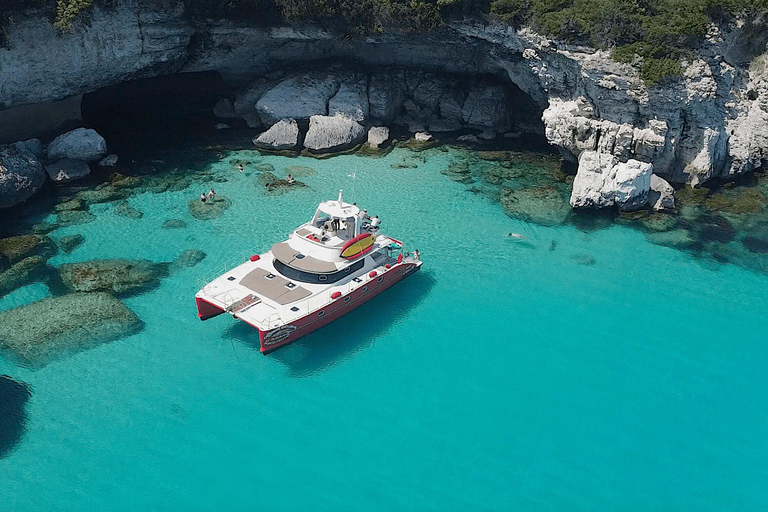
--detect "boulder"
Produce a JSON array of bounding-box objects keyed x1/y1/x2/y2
[
  {"x1": 256, "y1": 73, "x2": 339, "y2": 125},
  {"x1": 0, "y1": 375, "x2": 31, "y2": 458},
  {"x1": 0, "y1": 235, "x2": 56, "y2": 268},
  {"x1": 649, "y1": 174, "x2": 676, "y2": 212},
  {"x1": 500, "y1": 186, "x2": 570, "y2": 226},
  {"x1": 369, "y1": 72, "x2": 406, "y2": 122},
  {"x1": 0, "y1": 292, "x2": 144, "y2": 368},
  {"x1": 367, "y1": 127, "x2": 390, "y2": 148},
  {"x1": 253, "y1": 119, "x2": 300, "y2": 151},
  {"x1": 0, "y1": 256, "x2": 47, "y2": 297},
  {"x1": 188, "y1": 196, "x2": 232, "y2": 220},
  {"x1": 412, "y1": 77, "x2": 444, "y2": 111},
  {"x1": 47, "y1": 128, "x2": 107, "y2": 162},
  {"x1": 439, "y1": 90, "x2": 466, "y2": 121},
  {"x1": 303, "y1": 114, "x2": 365, "y2": 152},
  {"x1": 462, "y1": 84, "x2": 511, "y2": 130},
  {"x1": 99, "y1": 154, "x2": 119, "y2": 167},
  {"x1": 414, "y1": 132, "x2": 433, "y2": 142},
  {"x1": 11, "y1": 139, "x2": 43, "y2": 159},
  {"x1": 0, "y1": 146, "x2": 46, "y2": 209},
  {"x1": 58, "y1": 234, "x2": 85, "y2": 253},
  {"x1": 328, "y1": 76, "x2": 369, "y2": 122},
  {"x1": 215, "y1": 123, "x2": 231, "y2": 130},
  {"x1": 613, "y1": 159, "x2": 653, "y2": 211},
  {"x1": 57, "y1": 259, "x2": 170, "y2": 296},
  {"x1": 45, "y1": 159, "x2": 91, "y2": 183}
]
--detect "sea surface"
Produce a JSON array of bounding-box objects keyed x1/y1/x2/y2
[{"x1": 2, "y1": 146, "x2": 768, "y2": 510}]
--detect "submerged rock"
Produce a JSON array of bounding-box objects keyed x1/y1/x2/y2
[
  {"x1": 113, "y1": 200, "x2": 143, "y2": 219},
  {"x1": 284, "y1": 165, "x2": 316, "y2": 177},
  {"x1": 253, "y1": 119, "x2": 300, "y2": 151},
  {"x1": 257, "y1": 172, "x2": 279, "y2": 187},
  {"x1": 188, "y1": 196, "x2": 232, "y2": 220},
  {"x1": 170, "y1": 249, "x2": 206, "y2": 272},
  {"x1": 57, "y1": 259, "x2": 169, "y2": 296},
  {"x1": 55, "y1": 198, "x2": 84, "y2": 212},
  {"x1": 47, "y1": 128, "x2": 107, "y2": 162},
  {"x1": 45, "y1": 159, "x2": 91, "y2": 183},
  {"x1": 58, "y1": 234, "x2": 85, "y2": 254},
  {"x1": 743, "y1": 236, "x2": 768, "y2": 253},
  {"x1": 500, "y1": 186, "x2": 570, "y2": 226},
  {"x1": 162, "y1": 219, "x2": 187, "y2": 229},
  {"x1": 0, "y1": 375, "x2": 31, "y2": 459},
  {"x1": 704, "y1": 187, "x2": 767, "y2": 214},
  {"x1": 692, "y1": 214, "x2": 737, "y2": 243},
  {"x1": 76, "y1": 184, "x2": 128, "y2": 205},
  {"x1": 0, "y1": 256, "x2": 47, "y2": 297},
  {"x1": 0, "y1": 293, "x2": 144, "y2": 368},
  {"x1": 303, "y1": 114, "x2": 365, "y2": 152},
  {"x1": 265, "y1": 179, "x2": 307, "y2": 195},
  {"x1": 570, "y1": 254, "x2": 597, "y2": 266},
  {"x1": 646, "y1": 229, "x2": 696, "y2": 249},
  {"x1": 56, "y1": 210, "x2": 95, "y2": 227},
  {"x1": 0, "y1": 235, "x2": 56, "y2": 268},
  {"x1": 0, "y1": 146, "x2": 46, "y2": 209},
  {"x1": 256, "y1": 163, "x2": 275, "y2": 173}
]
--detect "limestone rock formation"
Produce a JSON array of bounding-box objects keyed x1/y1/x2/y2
[
  {"x1": 47, "y1": 128, "x2": 107, "y2": 162},
  {"x1": 253, "y1": 119, "x2": 300, "y2": 150},
  {"x1": 253, "y1": 119, "x2": 299, "y2": 151},
  {"x1": 0, "y1": 375, "x2": 31, "y2": 458},
  {"x1": 462, "y1": 83, "x2": 511, "y2": 130},
  {"x1": 500, "y1": 186, "x2": 570, "y2": 226},
  {"x1": 45, "y1": 159, "x2": 91, "y2": 183},
  {"x1": 0, "y1": 235, "x2": 56, "y2": 269},
  {"x1": 328, "y1": 74, "x2": 369, "y2": 121},
  {"x1": 256, "y1": 73, "x2": 339, "y2": 125},
  {"x1": 99, "y1": 154, "x2": 119, "y2": 167},
  {"x1": 369, "y1": 72, "x2": 406, "y2": 122},
  {"x1": 367, "y1": 127, "x2": 390, "y2": 148},
  {"x1": 58, "y1": 234, "x2": 85, "y2": 253},
  {"x1": 303, "y1": 114, "x2": 365, "y2": 152},
  {"x1": 571, "y1": 151, "x2": 654, "y2": 211},
  {"x1": 0, "y1": 292, "x2": 144, "y2": 368},
  {"x1": 0, "y1": 256, "x2": 47, "y2": 297},
  {"x1": 649, "y1": 174, "x2": 676, "y2": 212},
  {"x1": 12, "y1": 139, "x2": 43, "y2": 159},
  {"x1": 188, "y1": 196, "x2": 232, "y2": 220},
  {"x1": 0, "y1": 147, "x2": 46, "y2": 209}
]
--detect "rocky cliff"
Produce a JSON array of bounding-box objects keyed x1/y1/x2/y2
[{"x1": 1, "y1": 1, "x2": 767, "y2": 204}]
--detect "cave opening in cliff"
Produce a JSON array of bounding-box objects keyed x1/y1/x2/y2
[{"x1": 81, "y1": 71, "x2": 232, "y2": 155}]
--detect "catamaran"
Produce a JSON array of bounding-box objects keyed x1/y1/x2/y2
[{"x1": 195, "y1": 191, "x2": 422, "y2": 353}]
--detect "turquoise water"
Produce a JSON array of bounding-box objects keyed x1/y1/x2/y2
[{"x1": 2, "y1": 147, "x2": 768, "y2": 510}]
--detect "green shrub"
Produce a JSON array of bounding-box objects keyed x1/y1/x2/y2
[{"x1": 53, "y1": 0, "x2": 93, "y2": 32}]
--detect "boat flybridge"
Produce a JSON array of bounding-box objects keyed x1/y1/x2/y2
[{"x1": 195, "y1": 190, "x2": 422, "y2": 354}]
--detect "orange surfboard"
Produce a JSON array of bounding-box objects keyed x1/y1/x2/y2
[{"x1": 340, "y1": 233, "x2": 376, "y2": 259}]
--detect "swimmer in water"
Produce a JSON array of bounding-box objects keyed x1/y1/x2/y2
[
  {"x1": 237, "y1": 164, "x2": 244, "y2": 173},
  {"x1": 507, "y1": 233, "x2": 525, "y2": 240}
]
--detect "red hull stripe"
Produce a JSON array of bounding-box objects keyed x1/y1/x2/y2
[
  {"x1": 196, "y1": 296, "x2": 225, "y2": 320},
  {"x1": 256, "y1": 262, "x2": 420, "y2": 354}
]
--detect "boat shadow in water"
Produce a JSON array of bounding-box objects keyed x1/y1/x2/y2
[{"x1": 230, "y1": 271, "x2": 436, "y2": 377}]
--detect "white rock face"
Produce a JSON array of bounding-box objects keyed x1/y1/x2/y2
[
  {"x1": 462, "y1": 84, "x2": 510, "y2": 130},
  {"x1": 47, "y1": 128, "x2": 107, "y2": 162},
  {"x1": 328, "y1": 74, "x2": 369, "y2": 122},
  {"x1": 649, "y1": 174, "x2": 675, "y2": 211},
  {"x1": 257, "y1": 73, "x2": 339, "y2": 126},
  {"x1": 368, "y1": 73, "x2": 405, "y2": 122},
  {"x1": 0, "y1": 147, "x2": 46, "y2": 208},
  {"x1": 304, "y1": 114, "x2": 365, "y2": 152},
  {"x1": 414, "y1": 132, "x2": 433, "y2": 142},
  {"x1": 252, "y1": 119, "x2": 299, "y2": 150},
  {"x1": 571, "y1": 151, "x2": 619, "y2": 209},
  {"x1": 613, "y1": 159, "x2": 653, "y2": 211},
  {"x1": 99, "y1": 154, "x2": 118, "y2": 167},
  {"x1": 571, "y1": 151, "x2": 654, "y2": 210},
  {"x1": 45, "y1": 159, "x2": 91, "y2": 183},
  {"x1": 367, "y1": 126, "x2": 389, "y2": 148},
  {"x1": 234, "y1": 80, "x2": 271, "y2": 128}
]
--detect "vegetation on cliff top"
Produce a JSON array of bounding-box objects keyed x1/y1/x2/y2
[{"x1": 2, "y1": 0, "x2": 767, "y2": 85}]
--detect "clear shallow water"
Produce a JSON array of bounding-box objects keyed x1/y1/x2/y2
[{"x1": 2, "y1": 147, "x2": 768, "y2": 510}]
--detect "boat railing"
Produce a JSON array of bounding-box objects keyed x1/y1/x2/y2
[{"x1": 196, "y1": 251, "x2": 256, "y2": 292}]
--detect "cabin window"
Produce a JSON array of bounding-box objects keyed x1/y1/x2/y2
[
  {"x1": 362, "y1": 286, "x2": 368, "y2": 292},
  {"x1": 285, "y1": 282, "x2": 296, "y2": 289},
  {"x1": 227, "y1": 276, "x2": 235, "y2": 281},
  {"x1": 265, "y1": 273, "x2": 275, "y2": 280},
  {"x1": 291, "y1": 307, "x2": 299, "y2": 312},
  {"x1": 318, "y1": 310, "x2": 325, "y2": 317},
  {"x1": 273, "y1": 258, "x2": 365, "y2": 284},
  {"x1": 344, "y1": 297, "x2": 351, "y2": 303},
  {"x1": 377, "y1": 277, "x2": 384, "y2": 282}
]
